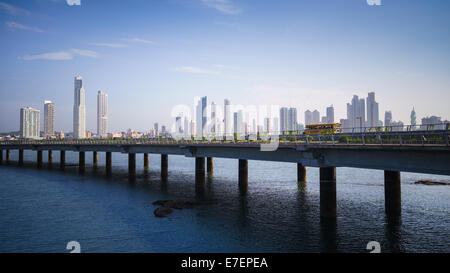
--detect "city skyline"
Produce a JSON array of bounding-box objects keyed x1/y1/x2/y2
[{"x1": 1, "y1": 0, "x2": 450, "y2": 133}]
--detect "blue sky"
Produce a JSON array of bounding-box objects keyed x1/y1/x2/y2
[{"x1": 0, "y1": 0, "x2": 449, "y2": 132}]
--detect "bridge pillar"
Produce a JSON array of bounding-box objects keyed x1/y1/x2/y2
[
  {"x1": 37, "y1": 150, "x2": 43, "y2": 168},
  {"x1": 48, "y1": 150, "x2": 53, "y2": 164},
  {"x1": 238, "y1": 159, "x2": 248, "y2": 191},
  {"x1": 6, "y1": 149, "x2": 10, "y2": 164},
  {"x1": 297, "y1": 163, "x2": 306, "y2": 182},
  {"x1": 195, "y1": 157, "x2": 205, "y2": 182},
  {"x1": 207, "y1": 157, "x2": 213, "y2": 174},
  {"x1": 79, "y1": 151, "x2": 85, "y2": 173},
  {"x1": 60, "y1": 150, "x2": 65, "y2": 169},
  {"x1": 161, "y1": 154, "x2": 168, "y2": 180},
  {"x1": 93, "y1": 151, "x2": 98, "y2": 167},
  {"x1": 18, "y1": 149, "x2": 24, "y2": 166},
  {"x1": 128, "y1": 153, "x2": 136, "y2": 179},
  {"x1": 384, "y1": 171, "x2": 401, "y2": 218},
  {"x1": 0, "y1": 149, "x2": 3, "y2": 165},
  {"x1": 143, "y1": 153, "x2": 149, "y2": 170},
  {"x1": 320, "y1": 167, "x2": 336, "y2": 218},
  {"x1": 106, "y1": 152, "x2": 112, "y2": 175}
]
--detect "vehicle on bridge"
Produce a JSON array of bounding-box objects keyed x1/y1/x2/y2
[{"x1": 303, "y1": 123, "x2": 343, "y2": 135}]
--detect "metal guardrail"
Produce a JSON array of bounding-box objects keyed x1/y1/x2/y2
[{"x1": 1, "y1": 128, "x2": 449, "y2": 147}]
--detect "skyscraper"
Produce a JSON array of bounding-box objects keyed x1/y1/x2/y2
[
  {"x1": 154, "y1": 123, "x2": 159, "y2": 137},
  {"x1": 288, "y1": 108, "x2": 297, "y2": 131},
  {"x1": 196, "y1": 96, "x2": 207, "y2": 138},
  {"x1": 366, "y1": 92, "x2": 379, "y2": 128},
  {"x1": 224, "y1": 99, "x2": 232, "y2": 138},
  {"x1": 211, "y1": 101, "x2": 216, "y2": 135},
  {"x1": 326, "y1": 105, "x2": 334, "y2": 123},
  {"x1": 44, "y1": 100, "x2": 55, "y2": 138},
  {"x1": 312, "y1": 110, "x2": 320, "y2": 124},
  {"x1": 20, "y1": 107, "x2": 40, "y2": 138},
  {"x1": 280, "y1": 107, "x2": 288, "y2": 133},
  {"x1": 97, "y1": 90, "x2": 108, "y2": 138},
  {"x1": 304, "y1": 110, "x2": 312, "y2": 125},
  {"x1": 385, "y1": 111, "x2": 392, "y2": 127},
  {"x1": 410, "y1": 107, "x2": 417, "y2": 127},
  {"x1": 73, "y1": 76, "x2": 86, "y2": 139}
]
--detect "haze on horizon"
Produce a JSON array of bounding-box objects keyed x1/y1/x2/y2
[{"x1": 0, "y1": 0, "x2": 449, "y2": 133}]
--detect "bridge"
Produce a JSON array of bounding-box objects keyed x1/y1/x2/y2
[{"x1": 1, "y1": 128, "x2": 449, "y2": 219}]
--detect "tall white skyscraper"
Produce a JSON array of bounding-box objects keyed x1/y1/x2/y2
[
  {"x1": 73, "y1": 76, "x2": 86, "y2": 139},
  {"x1": 44, "y1": 100, "x2": 55, "y2": 138},
  {"x1": 211, "y1": 101, "x2": 216, "y2": 135},
  {"x1": 385, "y1": 111, "x2": 392, "y2": 127},
  {"x1": 366, "y1": 92, "x2": 379, "y2": 128},
  {"x1": 97, "y1": 90, "x2": 108, "y2": 138},
  {"x1": 224, "y1": 99, "x2": 232, "y2": 138},
  {"x1": 20, "y1": 107, "x2": 40, "y2": 138}
]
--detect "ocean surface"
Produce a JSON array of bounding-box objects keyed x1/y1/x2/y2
[{"x1": 0, "y1": 150, "x2": 449, "y2": 253}]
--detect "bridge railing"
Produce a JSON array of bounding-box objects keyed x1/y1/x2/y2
[{"x1": 0, "y1": 123, "x2": 449, "y2": 146}]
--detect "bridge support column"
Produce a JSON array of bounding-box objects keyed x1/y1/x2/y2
[
  {"x1": 384, "y1": 171, "x2": 401, "y2": 218},
  {"x1": 128, "y1": 153, "x2": 136, "y2": 179},
  {"x1": 320, "y1": 167, "x2": 336, "y2": 218},
  {"x1": 18, "y1": 149, "x2": 24, "y2": 166},
  {"x1": 79, "y1": 151, "x2": 85, "y2": 173},
  {"x1": 195, "y1": 157, "x2": 205, "y2": 182},
  {"x1": 207, "y1": 157, "x2": 213, "y2": 174},
  {"x1": 0, "y1": 149, "x2": 3, "y2": 165},
  {"x1": 37, "y1": 151, "x2": 43, "y2": 168},
  {"x1": 60, "y1": 151, "x2": 65, "y2": 169},
  {"x1": 6, "y1": 149, "x2": 10, "y2": 164},
  {"x1": 297, "y1": 163, "x2": 306, "y2": 182},
  {"x1": 106, "y1": 152, "x2": 112, "y2": 175},
  {"x1": 48, "y1": 150, "x2": 53, "y2": 164},
  {"x1": 143, "y1": 153, "x2": 149, "y2": 170},
  {"x1": 93, "y1": 151, "x2": 98, "y2": 167},
  {"x1": 239, "y1": 159, "x2": 248, "y2": 191},
  {"x1": 161, "y1": 154, "x2": 168, "y2": 180}
]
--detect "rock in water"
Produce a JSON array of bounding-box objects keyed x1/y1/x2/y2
[
  {"x1": 154, "y1": 207, "x2": 173, "y2": 217},
  {"x1": 414, "y1": 180, "x2": 450, "y2": 186}
]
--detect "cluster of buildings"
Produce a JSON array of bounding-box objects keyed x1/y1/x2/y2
[
  {"x1": 11, "y1": 78, "x2": 449, "y2": 140},
  {"x1": 18, "y1": 76, "x2": 109, "y2": 140}
]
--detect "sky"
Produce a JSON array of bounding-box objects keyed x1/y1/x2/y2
[{"x1": 0, "y1": 0, "x2": 449, "y2": 133}]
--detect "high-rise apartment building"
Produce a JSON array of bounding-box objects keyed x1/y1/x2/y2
[
  {"x1": 44, "y1": 100, "x2": 55, "y2": 138},
  {"x1": 196, "y1": 96, "x2": 207, "y2": 138},
  {"x1": 304, "y1": 110, "x2": 312, "y2": 125},
  {"x1": 280, "y1": 107, "x2": 288, "y2": 133},
  {"x1": 288, "y1": 108, "x2": 297, "y2": 131},
  {"x1": 366, "y1": 92, "x2": 379, "y2": 128},
  {"x1": 97, "y1": 90, "x2": 108, "y2": 138},
  {"x1": 312, "y1": 110, "x2": 320, "y2": 124},
  {"x1": 326, "y1": 105, "x2": 334, "y2": 123},
  {"x1": 73, "y1": 76, "x2": 86, "y2": 139},
  {"x1": 20, "y1": 107, "x2": 40, "y2": 138},
  {"x1": 224, "y1": 99, "x2": 232, "y2": 138},
  {"x1": 385, "y1": 111, "x2": 392, "y2": 127}
]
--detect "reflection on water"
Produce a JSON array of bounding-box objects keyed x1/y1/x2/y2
[{"x1": 0, "y1": 150, "x2": 449, "y2": 253}]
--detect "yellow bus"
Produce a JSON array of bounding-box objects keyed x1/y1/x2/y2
[{"x1": 303, "y1": 123, "x2": 343, "y2": 135}]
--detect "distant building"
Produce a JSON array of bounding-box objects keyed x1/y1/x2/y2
[
  {"x1": 196, "y1": 96, "x2": 207, "y2": 138},
  {"x1": 20, "y1": 107, "x2": 40, "y2": 138},
  {"x1": 421, "y1": 116, "x2": 445, "y2": 130},
  {"x1": 224, "y1": 99, "x2": 232, "y2": 137},
  {"x1": 410, "y1": 107, "x2": 417, "y2": 127},
  {"x1": 390, "y1": 121, "x2": 404, "y2": 131},
  {"x1": 264, "y1": 117, "x2": 270, "y2": 133},
  {"x1": 280, "y1": 107, "x2": 288, "y2": 133},
  {"x1": 97, "y1": 90, "x2": 108, "y2": 138},
  {"x1": 321, "y1": 116, "x2": 327, "y2": 124},
  {"x1": 44, "y1": 100, "x2": 55, "y2": 138},
  {"x1": 385, "y1": 111, "x2": 392, "y2": 127},
  {"x1": 326, "y1": 105, "x2": 334, "y2": 123},
  {"x1": 154, "y1": 123, "x2": 159, "y2": 137},
  {"x1": 56, "y1": 131, "x2": 65, "y2": 139},
  {"x1": 211, "y1": 101, "x2": 217, "y2": 135},
  {"x1": 73, "y1": 76, "x2": 86, "y2": 139},
  {"x1": 86, "y1": 130, "x2": 92, "y2": 139},
  {"x1": 304, "y1": 110, "x2": 312, "y2": 125},
  {"x1": 288, "y1": 108, "x2": 297, "y2": 131},
  {"x1": 366, "y1": 92, "x2": 379, "y2": 128},
  {"x1": 312, "y1": 110, "x2": 320, "y2": 124}
]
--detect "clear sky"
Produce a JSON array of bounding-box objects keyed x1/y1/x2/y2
[{"x1": 0, "y1": 0, "x2": 449, "y2": 133}]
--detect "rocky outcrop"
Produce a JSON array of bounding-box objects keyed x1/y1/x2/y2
[
  {"x1": 414, "y1": 180, "x2": 450, "y2": 186},
  {"x1": 152, "y1": 200, "x2": 198, "y2": 217},
  {"x1": 154, "y1": 206, "x2": 173, "y2": 217}
]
